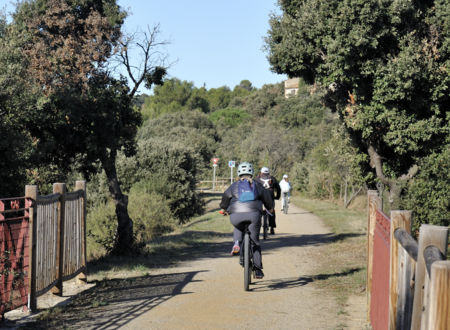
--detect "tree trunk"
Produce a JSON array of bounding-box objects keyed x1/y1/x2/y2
[
  {"x1": 367, "y1": 144, "x2": 418, "y2": 210},
  {"x1": 102, "y1": 153, "x2": 134, "y2": 254}
]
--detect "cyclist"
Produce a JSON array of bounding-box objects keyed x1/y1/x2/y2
[
  {"x1": 220, "y1": 162, "x2": 274, "y2": 279},
  {"x1": 279, "y1": 174, "x2": 292, "y2": 211},
  {"x1": 255, "y1": 167, "x2": 280, "y2": 234}
]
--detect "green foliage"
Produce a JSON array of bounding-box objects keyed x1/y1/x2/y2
[
  {"x1": 141, "y1": 78, "x2": 195, "y2": 118},
  {"x1": 205, "y1": 86, "x2": 232, "y2": 112},
  {"x1": 128, "y1": 187, "x2": 176, "y2": 244},
  {"x1": 138, "y1": 110, "x2": 217, "y2": 169},
  {"x1": 123, "y1": 137, "x2": 204, "y2": 223},
  {"x1": 209, "y1": 107, "x2": 250, "y2": 127},
  {"x1": 266, "y1": 0, "x2": 449, "y2": 214},
  {"x1": 87, "y1": 200, "x2": 117, "y2": 256},
  {"x1": 404, "y1": 145, "x2": 450, "y2": 231}
]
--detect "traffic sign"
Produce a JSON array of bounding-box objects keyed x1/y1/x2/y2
[
  {"x1": 212, "y1": 158, "x2": 219, "y2": 165},
  {"x1": 228, "y1": 160, "x2": 236, "y2": 168}
]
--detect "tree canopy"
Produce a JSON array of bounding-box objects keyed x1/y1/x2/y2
[{"x1": 265, "y1": 0, "x2": 449, "y2": 207}]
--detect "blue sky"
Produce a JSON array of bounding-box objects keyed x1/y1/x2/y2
[
  {"x1": 2, "y1": 0, "x2": 286, "y2": 91},
  {"x1": 117, "y1": 0, "x2": 286, "y2": 91}
]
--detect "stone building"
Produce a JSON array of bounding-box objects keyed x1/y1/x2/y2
[{"x1": 284, "y1": 78, "x2": 300, "y2": 98}]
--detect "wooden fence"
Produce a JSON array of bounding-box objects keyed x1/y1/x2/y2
[
  {"x1": 0, "y1": 197, "x2": 30, "y2": 317},
  {"x1": 197, "y1": 178, "x2": 231, "y2": 192},
  {"x1": 0, "y1": 181, "x2": 86, "y2": 317},
  {"x1": 367, "y1": 190, "x2": 449, "y2": 330}
]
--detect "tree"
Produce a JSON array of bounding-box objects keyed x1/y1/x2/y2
[
  {"x1": 266, "y1": 0, "x2": 449, "y2": 208},
  {"x1": 11, "y1": 0, "x2": 168, "y2": 253}
]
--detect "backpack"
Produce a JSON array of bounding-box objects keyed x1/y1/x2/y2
[
  {"x1": 259, "y1": 177, "x2": 273, "y2": 190},
  {"x1": 237, "y1": 179, "x2": 256, "y2": 202}
]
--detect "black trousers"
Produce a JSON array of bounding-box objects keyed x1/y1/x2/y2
[{"x1": 268, "y1": 211, "x2": 276, "y2": 228}]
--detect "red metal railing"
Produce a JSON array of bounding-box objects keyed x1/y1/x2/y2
[
  {"x1": 370, "y1": 210, "x2": 391, "y2": 330},
  {"x1": 0, "y1": 197, "x2": 30, "y2": 316}
]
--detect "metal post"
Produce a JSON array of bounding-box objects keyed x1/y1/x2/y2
[
  {"x1": 212, "y1": 165, "x2": 216, "y2": 191},
  {"x1": 230, "y1": 166, "x2": 233, "y2": 184}
]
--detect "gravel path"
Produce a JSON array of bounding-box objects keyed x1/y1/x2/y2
[
  {"x1": 122, "y1": 201, "x2": 342, "y2": 330},
  {"x1": 4, "y1": 200, "x2": 363, "y2": 329}
]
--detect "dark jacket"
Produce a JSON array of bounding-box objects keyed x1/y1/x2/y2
[
  {"x1": 255, "y1": 174, "x2": 281, "y2": 200},
  {"x1": 220, "y1": 179, "x2": 274, "y2": 214}
]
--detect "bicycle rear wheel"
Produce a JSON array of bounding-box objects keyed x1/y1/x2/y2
[
  {"x1": 244, "y1": 232, "x2": 251, "y2": 291},
  {"x1": 262, "y1": 214, "x2": 268, "y2": 240}
]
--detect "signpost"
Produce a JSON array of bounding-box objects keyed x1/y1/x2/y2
[
  {"x1": 228, "y1": 160, "x2": 236, "y2": 184},
  {"x1": 212, "y1": 158, "x2": 219, "y2": 190}
]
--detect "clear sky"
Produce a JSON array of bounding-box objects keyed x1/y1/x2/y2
[
  {"x1": 117, "y1": 0, "x2": 286, "y2": 91},
  {"x1": 2, "y1": 0, "x2": 286, "y2": 91}
]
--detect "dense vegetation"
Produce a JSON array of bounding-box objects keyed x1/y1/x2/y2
[
  {"x1": 265, "y1": 0, "x2": 449, "y2": 229},
  {"x1": 1, "y1": 0, "x2": 448, "y2": 257}
]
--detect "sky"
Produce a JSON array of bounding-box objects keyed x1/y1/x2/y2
[
  {"x1": 1, "y1": 0, "x2": 286, "y2": 92},
  {"x1": 117, "y1": 0, "x2": 286, "y2": 91}
]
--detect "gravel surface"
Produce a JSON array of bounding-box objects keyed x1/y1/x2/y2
[
  {"x1": 122, "y1": 201, "x2": 344, "y2": 330},
  {"x1": 3, "y1": 201, "x2": 366, "y2": 329}
]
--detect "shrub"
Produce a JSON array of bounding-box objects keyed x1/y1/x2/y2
[
  {"x1": 87, "y1": 200, "x2": 117, "y2": 258},
  {"x1": 404, "y1": 146, "x2": 450, "y2": 232},
  {"x1": 128, "y1": 186, "x2": 176, "y2": 245}
]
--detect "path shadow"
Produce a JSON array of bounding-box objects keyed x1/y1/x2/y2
[
  {"x1": 89, "y1": 230, "x2": 363, "y2": 275},
  {"x1": 251, "y1": 267, "x2": 362, "y2": 292},
  {"x1": 19, "y1": 271, "x2": 205, "y2": 329},
  {"x1": 260, "y1": 232, "x2": 364, "y2": 254}
]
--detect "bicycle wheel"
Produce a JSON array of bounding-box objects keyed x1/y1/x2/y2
[
  {"x1": 244, "y1": 232, "x2": 251, "y2": 291},
  {"x1": 263, "y1": 214, "x2": 268, "y2": 240},
  {"x1": 284, "y1": 200, "x2": 288, "y2": 214}
]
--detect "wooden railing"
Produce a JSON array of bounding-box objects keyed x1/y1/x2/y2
[
  {"x1": 197, "y1": 178, "x2": 231, "y2": 192},
  {"x1": 367, "y1": 190, "x2": 449, "y2": 330},
  {"x1": 4, "y1": 181, "x2": 87, "y2": 314}
]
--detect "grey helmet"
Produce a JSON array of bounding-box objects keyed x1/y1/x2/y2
[{"x1": 237, "y1": 162, "x2": 254, "y2": 176}]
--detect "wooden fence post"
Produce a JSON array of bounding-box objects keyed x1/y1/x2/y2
[
  {"x1": 367, "y1": 190, "x2": 380, "y2": 322},
  {"x1": 75, "y1": 180, "x2": 87, "y2": 283},
  {"x1": 411, "y1": 224, "x2": 449, "y2": 330},
  {"x1": 52, "y1": 183, "x2": 66, "y2": 296},
  {"x1": 25, "y1": 185, "x2": 38, "y2": 311},
  {"x1": 389, "y1": 210, "x2": 412, "y2": 329},
  {"x1": 427, "y1": 261, "x2": 450, "y2": 330}
]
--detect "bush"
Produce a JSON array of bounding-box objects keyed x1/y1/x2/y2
[
  {"x1": 87, "y1": 200, "x2": 117, "y2": 258},
  {"x1": 404, "y1": 146, "x2": 450, "y2": 232},
  {"x1": 128, "y1": 186, "x2": 176, "y2": 245},
  {"x1": 126, "y1": 137, "x2": 204, "y2": 223}
]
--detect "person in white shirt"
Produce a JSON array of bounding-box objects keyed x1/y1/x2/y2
[{"x1": 279, "y1": 174, "x2": 292, "y2": 210}]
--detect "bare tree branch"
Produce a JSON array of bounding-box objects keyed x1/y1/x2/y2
[{"x1": 113, "y1": 24, "x2": 172, "y2": 98}]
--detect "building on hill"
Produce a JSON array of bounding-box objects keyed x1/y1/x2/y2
[{"x1": 284, "y1": 78, "x2": 300, "y2": 98}]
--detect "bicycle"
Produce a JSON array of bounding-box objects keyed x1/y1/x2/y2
[
  {"x1": 241, "y1": 221, "x2": 255, "y2": 291},
  {"x1": 220, "y1": 211, "x2": 257, "y2": 291},
  {"x1": 261, "y1": 210, "x2": 269, "y2": 240},
  {"x1": 282, "y1": 192, "x2": 289, "y2": 214}
]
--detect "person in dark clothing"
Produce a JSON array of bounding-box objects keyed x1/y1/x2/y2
[
  {"x1": 220, "y1": 161, "x2": 274, "y2": 279},
  {"x1": 255, "y1": 167, "x2": 280, "y2": 234}
]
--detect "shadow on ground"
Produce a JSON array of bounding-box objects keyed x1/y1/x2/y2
[
  {"x1": 16, "y1": 271, "x2": 205, "y2": 330},
  {"x1": 251, "y1": 267, "x2": 362, "y2": 292}
]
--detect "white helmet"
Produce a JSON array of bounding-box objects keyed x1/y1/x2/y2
[
  {"x1": 237, "y1": 162, "x2": 254, "y2": 176},
  {"x1": 261, "y1": 167, "x2": 270, "y2": 174},
  {"x1": 283, "y1": 174, "x2": 288, "y2": 179}
]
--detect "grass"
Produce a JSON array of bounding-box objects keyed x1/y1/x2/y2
[
  {"x1": 86, "y1": 192, "x2": 232, "y2": 281},
  {"x1": 291, "y1": 194, "x2": 368, "y2": 314}
]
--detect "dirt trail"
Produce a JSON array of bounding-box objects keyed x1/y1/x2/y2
[
  {"x1": 121, "y1": 201, "x2": 344, "y2": 330},
  {"x1": 4, "y1": 200, "x2": 366, "y2": 329}
]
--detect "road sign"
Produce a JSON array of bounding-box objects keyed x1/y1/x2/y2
[
  {"x1": 228, "y1": 160, "x2": 236, "y2": 168},
  {"x1": 212, "y1": 157, "x2": 219, "y2": 165}
]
